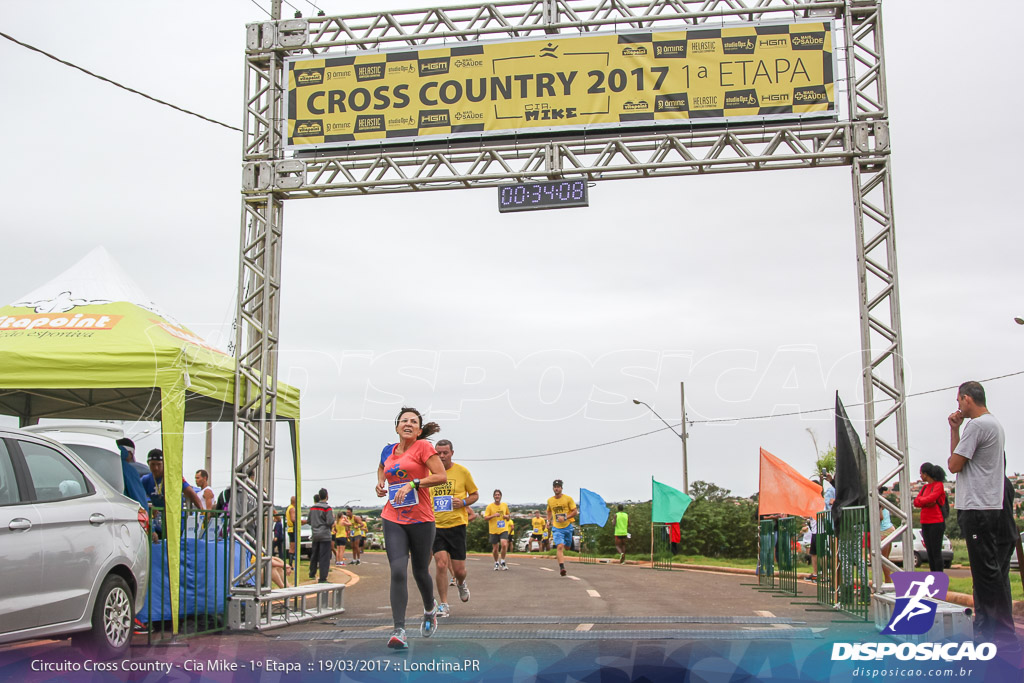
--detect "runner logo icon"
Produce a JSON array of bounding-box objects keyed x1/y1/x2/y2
[{"x1": 882, "y1": 571, "x2": 949, "y2": 635}]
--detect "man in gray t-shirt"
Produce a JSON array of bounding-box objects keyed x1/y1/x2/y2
[
  {"x1": 947, "y1": 380, "x2": 1015, "y2": 644},
  {"x1": 951, "y1": 413, "x2": 1005, "y2": 510}
]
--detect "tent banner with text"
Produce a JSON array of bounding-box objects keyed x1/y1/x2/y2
[{"x1": 284, "y1": 19, "x2": 837, "y2": 150}]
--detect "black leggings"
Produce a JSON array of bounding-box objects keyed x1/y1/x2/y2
[
  {"x1": 920, "y1": 522, "x2": 945, "y2": 572},
  {"x1": 383, "y1": 519, "x2": 436, "y2": 628}
]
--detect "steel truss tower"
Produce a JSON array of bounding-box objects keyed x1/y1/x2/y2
[{"x1": 232, "y1": 0, "x2": 910, "y2": 626}]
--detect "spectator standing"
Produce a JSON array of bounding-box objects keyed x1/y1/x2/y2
[
  {"x1": 878, "y1": 485, "x2": 895, "y2": 583},
  {"x1": 308, "y1": 487, "x2": 333, "y2": 583},
  {"x1": 195, "y1": 469, "x2": 215, "y2": 510},
  {"x1": 115, "y1": 437, "x2": 148, "y2": 509},
  {"x1": 947, "y1": 381, "x2": 1016, "y2": 645},
  {"x1": 273, "y1": 512, "x2": 285, "y2": 559},
  {"x1": 913, "y1": 463, "x2": 948, "y2": 572},
  {"x1": 141, "y1": 449, "x2": 203, "y2": 541}
]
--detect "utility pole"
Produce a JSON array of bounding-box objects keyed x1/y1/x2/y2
[
  {"x1": 680, "y1": 382, "x2": 689, "y2": 494},
  {"x1": 204, "y1": 422, "x2": 213, "y2": 476}
]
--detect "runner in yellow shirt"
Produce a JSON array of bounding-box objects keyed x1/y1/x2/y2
[
  {"x1": 333, "y1": 512, "x2": 349, "y2": 565},
  {"x1": 546, "y1": 479, "x2": 578, "y2": 577},
  {"x1": 530, "y1": 511, "x2": 547, "y2": 553},
  {"x1": 429, "y1": 439, "x2": 479, "y2": 617},
  {"x1": 286, "y1": 496, "x2": 297, "y2": 566},
  {"x1": 483, "y1": 490, "x2": 511, "y2": 571}
]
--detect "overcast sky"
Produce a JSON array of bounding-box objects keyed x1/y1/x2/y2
[{"x1": 1, "y1": 1, "x2": 1021, "y2": 508}]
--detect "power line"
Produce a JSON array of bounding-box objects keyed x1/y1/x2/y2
[
  {"x1": 249, "y1": 0, "x2": 272, "y2": 18},
  {"x1": 0, "y1": 31, "x2": 242, "y2": 133},
  {"x1": 276, "y1": 369, "x2": 1024, "y2": 480}
]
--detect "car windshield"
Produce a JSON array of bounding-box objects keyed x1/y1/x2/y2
[{"x1": 65, "y1": 444, "x2": 123, "y2": 491}]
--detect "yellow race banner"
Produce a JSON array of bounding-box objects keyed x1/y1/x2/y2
[{"x1": 285, "y1": 20, "x2": 835, "y2": 150}]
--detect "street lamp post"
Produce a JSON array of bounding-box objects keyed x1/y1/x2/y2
[{"x1": 633, "y1": 382, "x2": 689, "y2": 493}]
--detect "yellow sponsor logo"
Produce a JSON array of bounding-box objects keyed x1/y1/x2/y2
[{"x1": 0, "y1": 313, "x2": 122, "y2": 331}]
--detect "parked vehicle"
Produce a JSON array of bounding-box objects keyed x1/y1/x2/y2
[
  {"x1": 516, "y1": 530, "x2": 533, "y2": 552},
  {"x1": 300, "y1": 523, "x2": 313, "y2": 556},
  {"x1": 0, "y1": 427, "x2": 150, "y2": 658},
  {"x1": 889, "y1": 528, "x2": 953, "y2": 568},
  {"x1": 22, "y1": 423, "x2": 150, "y2": 492},
  {"x1": 1010, "y1": 532, "x2": 1024, "y2": 570},
  {"x1": 365, "y1": 532, "x2": 384, "y2": 550}
]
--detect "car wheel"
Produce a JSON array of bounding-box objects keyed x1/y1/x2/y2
[
  {"x1": 944, "y1": 559, "x2": 952, "y2": 569},
  {"x1": 74, "y1": 575, "x2": 133, "y2": 659},
  {"x1": 913, "y1": 552, "x2": 923, "y2": 568}
]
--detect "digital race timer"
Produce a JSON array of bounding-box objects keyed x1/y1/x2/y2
[{"x1": 497, "y1": 180, "x2": 589, "y2": 213}]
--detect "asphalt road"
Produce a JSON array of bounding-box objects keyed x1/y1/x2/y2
[{"x1": 4, "y1": 552, "x2": 1023, "y2": 681}]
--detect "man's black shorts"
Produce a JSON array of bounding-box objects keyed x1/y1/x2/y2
[
  {"x1": 489, "y1": 532, "x2": 509, "y2": 545},
  {"x1": 809, "y1": 533, "x2": 819, "y2": 556},
  {"x1": 433, "y1": 525, "x2": 468, "y2": 561}
]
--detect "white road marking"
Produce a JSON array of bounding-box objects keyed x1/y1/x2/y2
[
  {"x1": 539, "y1": 567, "x2": 554, "y2": 572},
  {"x1": 753, "y1": 610, "x2": 792, "y2": 629},
  {"x1": 586, "y1": 589, "x2": 601, "y2": 598},
  {"x1": 568, "y1": 575, "x2": 581, "y2": 581},
  {"x1": 576, "y1": 623, "x2": 594, "y2": 631}
]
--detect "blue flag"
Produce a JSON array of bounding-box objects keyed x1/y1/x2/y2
[{"x1": 579, "y1": 488, "x2": 610, "y2": 526}]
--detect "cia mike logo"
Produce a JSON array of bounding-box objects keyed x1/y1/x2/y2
[{"x1": 882, "y1": 572, "x2": 950, "y2": 635}]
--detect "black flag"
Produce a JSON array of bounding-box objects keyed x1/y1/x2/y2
[{"x1": 833, "y1": 393, "x2": 868, "y2": 530}]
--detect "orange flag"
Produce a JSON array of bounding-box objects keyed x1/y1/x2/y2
[{"x1": 758, "y1": 447, "x2": 825, "y2": 518}]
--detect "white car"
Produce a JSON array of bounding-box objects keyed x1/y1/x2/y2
[
  {"x1": 888, "y1": 528, "x2": 953, "y2": 568},
  {"x1": 0, "y1": 427, "x2": 150, "y2": 658},
  {"x1": 1010, "y1": 532, "x2": 1024, "y2": 570},
  {"x1": 22, "y1": 423, "x2": 151, "y2": 492}
]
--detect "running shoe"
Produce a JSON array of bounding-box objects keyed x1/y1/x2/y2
[
  {"x1": 500, "y1": 561, "x2": 508, "y2": 571},
  {"x1": 494, "y1": 562, "x2": 500, "y2": 571},
  {"x1": 387, "y1": 627, "x2": 408, "y2": 650},
  {"x1": 421, "y1": 601, "x2": 439, "y2": 638},
  {"x1": 560, "y1": 567, "x2": 567, "y2": 577},
  {"x1": 437, "y1": 603, "x2": 450, "y2": 618},
  {"x1": 457, "y1": 581, "x2": 470, "y2": 603},
  {"x1": 806, "y1": 574, "x2": 817, "y2": 582},
  {"x1": 619, "y1": 554, "x2": 625, "y2": 565},
  {"x1": 449, "y1": 576, "x2": 456, "y2": 586}
]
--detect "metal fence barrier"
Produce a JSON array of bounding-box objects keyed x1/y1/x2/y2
[
  {"x1": 836, "y1": 506, "x2": 870, "y2": 620},
  {"x1": 757, "y1": 519, "x2": 775, "y2": 588},
  {"x1": 776, "y1": 516, "x2": 800, "y2": 595},
  {"x1": 144, "y1": 506, "x2": 230, "y2": 642},
  {"x1": 652, "y1": 523, "x2": 673, "y2": 571},
  {"x1": 815, "y1": 507, "x2": 869, "y2": 620},
  {"x1": 577, "y1": 526, "x2": 598, "y2": 564}
]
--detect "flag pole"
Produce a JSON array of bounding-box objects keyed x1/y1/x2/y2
[{"x1": 650, "y1": 477, "x2": 655, "y2": 569}]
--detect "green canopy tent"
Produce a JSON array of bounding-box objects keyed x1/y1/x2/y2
[{"x1": 0, "y1": 247, "x2": 302, "y2": 633}]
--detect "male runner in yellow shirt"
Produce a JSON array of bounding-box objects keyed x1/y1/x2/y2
[
  {"x1": 546, "y1": 479, "x2": 578, "y2": 577},
  {"x1": 429, "y1": 439, "x2": 479, "y2": 617},
  {"x1": 530, "y1": 511, "x2": 547, "y2": 553},
  {"x1": 484, "y1": 490, "x2": 511, "y2": 570}
]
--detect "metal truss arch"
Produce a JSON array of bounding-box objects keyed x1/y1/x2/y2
[{"x1": 232, "y1": 0, "x2": 908, "y2": 627}]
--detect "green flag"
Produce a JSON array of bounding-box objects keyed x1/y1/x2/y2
[{"x1": 652, "y1": 478, "x2": 692, "y2": 523}]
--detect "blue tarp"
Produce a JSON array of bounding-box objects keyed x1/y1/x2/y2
[{"x1": 141, "y1": 536, "x2": 231, "y2": 622}]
